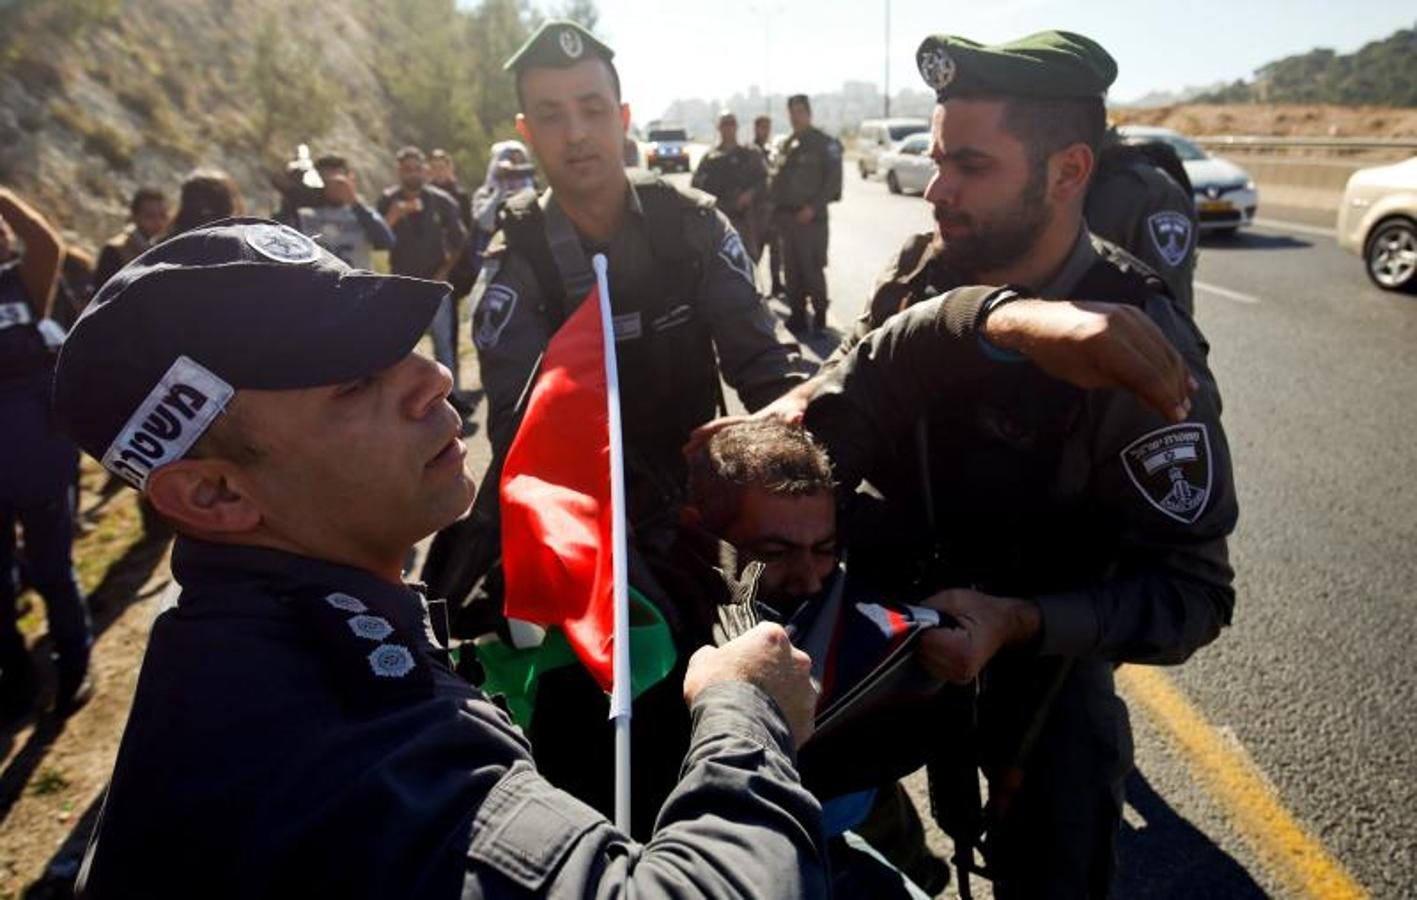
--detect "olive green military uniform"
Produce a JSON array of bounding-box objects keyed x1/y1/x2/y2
[
  {"x1": 1087, "y1": 133, "x2": 1199, "y2": 315},
  {"x1": 818, "y1": 31, "x2": 1238, "y2": 900},
  {"x1": 693, "y1": 143, "x2": 770, "y2": 261},
  {"x1": 771, "y1": 125, "x2": 840, "y2": 329}
]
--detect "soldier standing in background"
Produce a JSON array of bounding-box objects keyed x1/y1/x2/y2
[
  {"x1": 692, "y1": 110, "x2": 769, "y2": 261},
  {"x1": 753, "y1": 114, "x2": 784, "y2": 292},
  {"x1": 770, "y1": 95, "x2": 841, "y2": 334}
]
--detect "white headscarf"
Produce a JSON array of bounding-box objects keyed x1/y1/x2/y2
[{"x1": 472, "y1": 140, "x2": 536, "y2": 233}]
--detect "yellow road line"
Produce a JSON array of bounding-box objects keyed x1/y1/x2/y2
[{"x1": 1117, "y1": 665, "x2": 1368, "y2": 899}]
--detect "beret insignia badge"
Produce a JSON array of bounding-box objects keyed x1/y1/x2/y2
[{"x1": 918, "y1": 45, "x2": 957, "y2": 92}]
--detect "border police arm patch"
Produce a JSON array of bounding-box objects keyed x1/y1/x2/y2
[
  {"x1": 474, "y1": 281, "x2": 519, "y2": 351},
  {"x1": 1146, "y1": 211, "x2": 1193, "y2": 268},
  {"x1": 717, "y1": 228, "x2": 756, "y2": 287},
  {"x1": 1120, "y1": 423, "x2": 1213, "y2": 524}
]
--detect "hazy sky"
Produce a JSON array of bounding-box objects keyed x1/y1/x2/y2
[{"x1": 584, "y1": 1, "x2": 1413, "y2": 118}]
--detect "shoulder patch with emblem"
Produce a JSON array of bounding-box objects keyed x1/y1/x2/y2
[
  {"x1": 1146, "y1": 211, "x2": 1193, "y2": 268},
  {"x1": 1120, "y1": 423, "x2": 1212, "y2": 524},
  {"x1": 718, "y1": 228, "x2": 756, "y2": 287},
  {"x1": 244, "y1": 223, "x2": 320, "y2": 264},
  {"x1": 474, "y1": 283, "x2": 519, "y2": 350}
]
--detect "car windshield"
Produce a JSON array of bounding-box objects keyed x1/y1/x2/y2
[
  {"x1": 648, "y1": 129, "x2": 687, "y2": 143},
  {"x1": 889, "y1": 124, "x2": 929, "y2": 141}
]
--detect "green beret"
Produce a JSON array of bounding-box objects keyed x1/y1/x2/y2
[
  {"x1": 915, "y1": 30, "x2": 1116, "y2": 101},
  {"x1": 503, "y1": 19, "x2": 614, "y2": 73}
]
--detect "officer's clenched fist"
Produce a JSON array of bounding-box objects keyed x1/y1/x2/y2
[{"x1": 684, "y1": 622, "x2": 818, "y2": 748}]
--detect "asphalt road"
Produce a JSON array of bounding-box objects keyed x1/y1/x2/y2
[
  {"x1": 800, "y1": 171, "x2": 1416, "y2": 898},
  {"x1": 451, "y1": 164, "x2": 1413, "y2": 897}
]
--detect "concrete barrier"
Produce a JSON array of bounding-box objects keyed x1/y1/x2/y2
[{"x1": 1226, "y1": 154, "x2": 1369, "y2": 213}]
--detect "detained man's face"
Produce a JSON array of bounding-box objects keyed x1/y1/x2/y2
[
  {"x1": 517, "y1": 58, "x2": 628, "y2": 201},
  {"x1": 398, "y1": 156, "x2": 428, "y2": 192},
  {"x1": 923, "y1": 101, "x2": 1052, "y2": 276},
  {"x1": 722, "y1": 487, "x2": 838, "y2": 608},
  {"x1": 228, "y1": 352, "x2": 474, "y2": 564}
]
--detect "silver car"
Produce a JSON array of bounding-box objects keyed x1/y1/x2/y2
[
  {"x1": 1119, "y1": 125, "x2": 1259, "y2": 234},
  {"x1": 879, "y1": 132, "x2": 934, "y2": 195},
  {"x1": 1337, "y1": 156, "x2": 1417, "y2": 292},
  {"x1": 858, "y1": 117, "x2": 930, "y2": 179}
]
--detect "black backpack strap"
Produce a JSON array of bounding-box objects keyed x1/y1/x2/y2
[{"x1": 497, "y1": 188, "x2": 569, "y2": 332}]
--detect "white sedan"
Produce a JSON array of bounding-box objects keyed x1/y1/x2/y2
[
  {"x1": 1119, "y1": 125, "x2": 1259, "y2": 234},
  {"x1": 1337, "y1": 156, "x2": 1417, "y2": 292},
  {"x1": 879, "y1": 133, "x2": 934, "y2": 196}
]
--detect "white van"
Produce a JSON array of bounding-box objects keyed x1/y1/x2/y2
[{"x1": 857, "y1": 118, "x2": 930, "y2": 179}]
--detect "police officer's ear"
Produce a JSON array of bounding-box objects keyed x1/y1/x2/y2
[
  {"x1": 620, "y1": 102, "x2": 632, "y2": 133},
  {"x1": 145, "y1": 460, "x2": 262, "y2": 537},
  {"x1": 515, "y1": 114, "x2": 532, "y2": 145},
  {"x1": 1047, "y1": 142, "x2": 1095, "y2": 206}
]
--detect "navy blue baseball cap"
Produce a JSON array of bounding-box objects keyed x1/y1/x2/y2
[{"x1": 54, "y1": 218, "x2": 448, "y2": 490}]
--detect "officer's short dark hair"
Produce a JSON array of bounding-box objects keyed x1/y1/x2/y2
[
  {"x1": 687, "y1": 420, "x2": 834, "y2": 534},
  {"x1": 787, "y1": 94, "x2": 811, "y2": 114},
  {"x1": 314, "y1": 153, "x2": 349, "y2": 173},
  {"x1": 514, "y1": 56, "x2": 622, "y2": 112},
  {"x1": 396, "y1": 145, "x2": 426, "y2": 164},
  {"x1": 996, "y1": 94, "x2": 1106, "y2": 171},
  {"x1": 129, "y1": 187, "x2": 166, "y2": 217},
  {"x1": 754, "y1": 115, "x2": 771, "y2": 127}
]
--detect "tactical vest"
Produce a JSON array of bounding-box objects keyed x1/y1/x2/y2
[
  {"x1": 496, "y1": 171, "x2": 724, "y2": 521},
  {"x1": 857, "y1": 241, "x2": 1162, "y2": 599}
]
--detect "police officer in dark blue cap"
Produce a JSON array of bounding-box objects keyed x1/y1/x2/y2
[
  {"x1": 55, "y1": 217, "x2": 826, "y2": 899},
  {"x1": 0, "y1": 187, "x2": 92, "y2": 717}
]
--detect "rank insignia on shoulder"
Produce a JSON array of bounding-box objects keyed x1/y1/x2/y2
[
  {"x1": 1120, "y1": 423, "x2": 1212, "y2": 524},
  {"x1": 295, "y1": 590, "x2": 435, "y2": 710},
  {"x1": 348, "y1": 614, "x2": 394, "y2": 642},
  {"x1": 368, "y1": 644, "x2": 416, "y2": 678},
  {"x1": 325, "y1": 592, "x2": 368, "y2": 613}
]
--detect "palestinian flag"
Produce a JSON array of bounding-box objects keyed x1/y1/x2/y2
[{"x1": 497, "y1": 284, "x2": 673, "y2": 702}]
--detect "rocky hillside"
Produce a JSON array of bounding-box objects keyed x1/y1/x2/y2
[
  {"x1": 0, "y1": 0, "x2": 544, "y2": 248},
  {"x1": 1111, "y1": 103, "x2": 1417, "y2": 139}
]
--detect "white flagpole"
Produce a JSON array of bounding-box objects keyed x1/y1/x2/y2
[{"x1": 592, "y1": 253, "x2": 633, "y2": 834}]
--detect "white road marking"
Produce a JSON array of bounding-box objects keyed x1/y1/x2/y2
[
  {"x1": 1197, "y1": 281, "x2": 1263, "y2": 305},
  {"x1": 1252, "y1": 217, "x2": 1338, "y2": 240}
]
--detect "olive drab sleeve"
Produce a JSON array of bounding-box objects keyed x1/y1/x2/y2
[
  {"x1": 805, "y1": 288, "x2": 1238, "y2": 666},
  {"x1": 805, "y1": 286, "x2": 1010, "y2": 489},
  {"x1": 1086, "y1": 163, "x2": 1198, "y2": 316},
  {"x1": 1033, "y1": 292, "x2": 1236, "y2": 663},
  {"x1": 691, "y1": 209, "x2": 812, "y2": 410}
]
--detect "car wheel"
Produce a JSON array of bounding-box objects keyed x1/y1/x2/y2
[
  {"x1": 1213, "y1": 226, "x2": 1240, "y2": 238},
  {"x1": 1365, "y1": 218, "x2": 1417, "y2": 292},
  {"x1": 887, "y1": 171, "x2": 902, "y2": 195}
]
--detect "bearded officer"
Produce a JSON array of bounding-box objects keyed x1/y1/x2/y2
[
  {"x1": 427, "y1": 21, "x2": 808, "y2": 616},
  {"x1": 770, "y1": 94, "x2": 841, "y2": 334},
  {"x1": 57, "y1": 218, "x2": 827, "y2": 899},
  {"x1": 752, "y1": 31, "x2": 1236, "y2": 898}
]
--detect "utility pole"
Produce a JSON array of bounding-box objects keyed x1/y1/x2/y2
[{"x1": 883, "y1": 0, "x2": 891, "y2": 117}]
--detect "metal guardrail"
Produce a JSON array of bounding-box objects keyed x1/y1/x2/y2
[{"x1": 1194, "y1": 135, "x2": 1417, "y2": 152}]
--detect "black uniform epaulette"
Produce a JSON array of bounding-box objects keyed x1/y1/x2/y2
[{"x1": 288, "y1": 587, "x2": 436, "y2": 713}]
